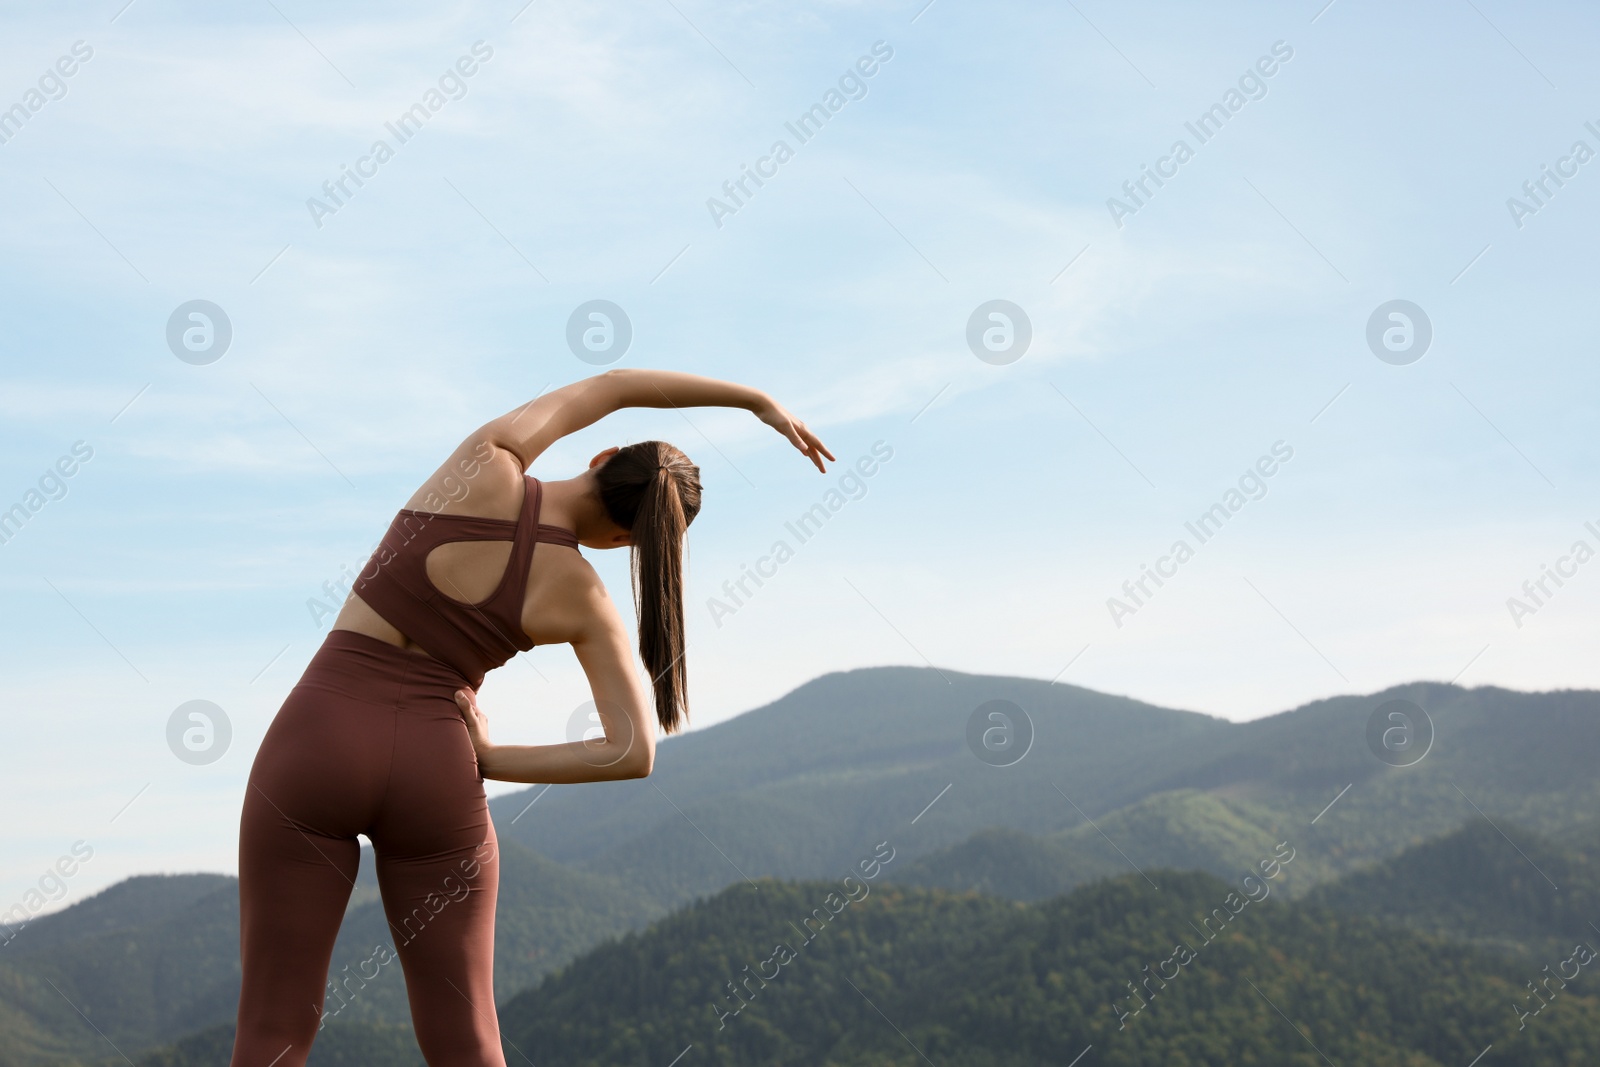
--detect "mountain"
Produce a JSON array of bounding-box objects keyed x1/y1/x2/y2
[
  {"x1": 0, "y1": 875, "x2": 232, "y2": 960},
  {"x1": 889, "y1": 825, "x2": 1121, "y2": 900},
  {"x1": 898, "y1": 810, "x2": 1600, "y2": 958},
  {"x1": 488, "y1": 669, "x2": 1600, "y2": 913},
  {"x1": 18, "y1": 667, "x2": 1600, "y2": 1063},
  {"x1": 0, "y1": 841, "x2": 657, "y2": 1067},
  {"x1": 490, "y1": 666, "x2": 1236, "y2": 906},
  {"x1": 122, "y1": 1020, "x2": 422, "y2": 1067},
  {"x1": 890, "y1": 789, "x2": 1302, "y2": 901},
  {"x1": 1307, "y1": 817, "x2": 1600, "y2": 958},
  {"x1": 122, "y1": 815, "x2": 1600, "y2": 1066},
  {"x1": 496, "y1": 871, "x2": 1600, "y2": 1066},
  {"x1": 0, "y1": 874, "x2": 242, "y2": 1067}
]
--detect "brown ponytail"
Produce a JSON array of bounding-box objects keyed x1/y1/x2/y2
[{"x1": 595, "y1": 441, "x2": 702, "y2": 733}]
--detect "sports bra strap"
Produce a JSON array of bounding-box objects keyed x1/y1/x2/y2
[
  {"x1": 485, "y1": 476, "x2": 539, "y2": 616},
  {"x1": 536, "y1": 523, "x2": 581, "y2": 549},
  {"x1": 350, "y1": 474, "x2": 580, "y2": 686},
  {"x1": 485, "y1": 476, "x2": 577, "y2": 613}
]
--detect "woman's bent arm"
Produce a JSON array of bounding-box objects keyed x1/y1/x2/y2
[{"x1": 453, "y1": 575, "x2": 656, "y2": 784}]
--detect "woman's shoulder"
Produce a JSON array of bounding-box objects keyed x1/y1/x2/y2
[
  {"x1": 533, "y1": 543, "x2": 606, "y2": 597},
  {"x1": 524, "y1": 546, "x2": 620, "y2": 645},
  {"x1": 401, "y1": 437, "x2": 526, "y2": 519}
]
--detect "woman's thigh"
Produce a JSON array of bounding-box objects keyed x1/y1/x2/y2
[{"x1": 370, "y1": 692, "x2": 504, "y2": 1064}]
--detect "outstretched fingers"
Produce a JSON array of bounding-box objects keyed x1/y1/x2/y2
[
  {"x1": 784, "y1": 421, "x2": 834, "y2": 472},
  {"x1": 799, "y1": 423, "x2": 836, "y2": 466},
  {"x1": 759, "y1": 399, "x2": 836, "y2": 472}
]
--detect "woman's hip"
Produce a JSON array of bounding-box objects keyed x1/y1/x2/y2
[{"x1": 244, "y1": 630, "x2": 480, "y2": 833}]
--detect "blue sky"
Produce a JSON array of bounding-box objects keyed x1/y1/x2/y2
[{"x1": 2, "y1": 0, "x2": 1598, "y2": 907}]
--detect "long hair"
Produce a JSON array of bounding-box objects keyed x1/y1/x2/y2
[{"x1": 595, "y1": 441, "x2": 702, "y2": 733}]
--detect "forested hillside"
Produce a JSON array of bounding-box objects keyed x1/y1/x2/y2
[
  {"x1": 12, "y1": 668, "x2": 1600, "y2": 1065},
  {"x1": 497, "y1": 872, "x2": 1600, "y2": 1066}
]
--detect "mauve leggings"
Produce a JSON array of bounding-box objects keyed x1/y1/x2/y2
[{"x1": 231, "y1": 629, "x2": 505, "y2": 1067}]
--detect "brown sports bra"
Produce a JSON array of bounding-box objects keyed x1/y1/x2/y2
[{"x1": 350, "y1": 475, "x2": 578, "y2": 687}]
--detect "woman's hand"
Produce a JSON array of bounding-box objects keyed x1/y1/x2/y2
[
  {"x1": 757, "y1": 398, "x2": 836, "y2": 473},
  {"x1": 453, "y1": 687, "x2": 493, "y2": 761}
]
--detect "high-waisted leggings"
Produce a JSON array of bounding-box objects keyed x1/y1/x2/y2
[{"x1": 231, "y1": 629, "x2": 505, "y2": 1067}]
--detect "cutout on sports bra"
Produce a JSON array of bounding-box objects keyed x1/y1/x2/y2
[
  {"x1": 424, "y1": 539, "x2": 517, "y2": 608},
  {"x1": 350, "y1": 475, "x2": 584, "y2": 685}
]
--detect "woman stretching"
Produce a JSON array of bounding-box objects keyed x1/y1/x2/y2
[{"x1": 230, "y1": 369, "x2": 833, "y2": 1066}]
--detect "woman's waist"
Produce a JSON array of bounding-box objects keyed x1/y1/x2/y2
[{"x1": 299, "y1": 627, "x2": 481, "y2": 699}]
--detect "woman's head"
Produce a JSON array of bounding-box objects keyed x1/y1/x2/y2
[{"x1": 592, "y1": 441, "x2": 701, "y2": 733}]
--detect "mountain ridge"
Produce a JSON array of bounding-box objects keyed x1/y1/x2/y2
[{"x1": 14, "y1": 667, "x2": 1600, "y2": 1065}]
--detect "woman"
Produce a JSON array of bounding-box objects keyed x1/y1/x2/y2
[{"x1": 230, "y1": 369, "x2": 833, "y2": 1067}]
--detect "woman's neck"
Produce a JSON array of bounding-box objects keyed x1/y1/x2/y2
[{"x1": 539, "y1": 473, "x2": 623, "y2": 545}]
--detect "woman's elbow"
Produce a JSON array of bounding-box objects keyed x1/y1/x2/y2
[{"x1": 621, "y1": 744, "x2": 655, "y2": 779}]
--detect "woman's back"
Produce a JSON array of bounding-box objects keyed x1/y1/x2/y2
[{"x1": 331, "y1": 441, "x2": 603, "y2": 683}]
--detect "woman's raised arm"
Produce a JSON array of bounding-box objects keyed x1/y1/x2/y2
[{"x1": 480, "y1": 369, "x2": 835, "y2": 472}]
